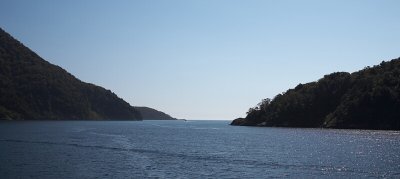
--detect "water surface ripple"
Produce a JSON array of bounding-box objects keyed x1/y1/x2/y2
[{"x1": 0, "y1": 120, "x2": 399, "y2": 178}]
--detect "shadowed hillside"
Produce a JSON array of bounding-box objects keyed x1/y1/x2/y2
[
  {"x1": 232, "y1": 58, "x2": 400, "y2": 130},
  {"x1": 135, "y1": 107, "x2": 176, "y2": 120},
  {"x1": 0, "y1": 27, "x2": 141, "y2": 120}
]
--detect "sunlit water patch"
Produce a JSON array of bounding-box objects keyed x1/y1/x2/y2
[{"x1": 0, "y1": 120, "x2": 399, "y2": 178}]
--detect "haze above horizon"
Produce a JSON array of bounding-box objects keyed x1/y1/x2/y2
[{"x1": 1, "y1": 0, "x2": 399, "y2": 120}]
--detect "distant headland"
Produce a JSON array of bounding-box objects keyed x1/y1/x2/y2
[
  {"x1": 232, "y1": 58, "x2": 400, "y2": 130},
  {"x1": 0, "y1": 27, "x2": 175, "y2": 121}
]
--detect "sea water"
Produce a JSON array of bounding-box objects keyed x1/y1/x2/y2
[{"x1": 0, "y1": 120, "x2": 399, "y2": 178}]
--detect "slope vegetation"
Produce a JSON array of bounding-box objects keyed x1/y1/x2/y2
[
  {"x1": 232, "y1": 58, "x2": 400, "y2": 130},
  {"x1": 135, "y1": 107, "x2": 176, "y2": 120},
  {"x1": 0, "y1": 28, "x2": 141, "y2": 120}
]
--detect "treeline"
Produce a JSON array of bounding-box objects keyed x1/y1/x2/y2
[
  {"x1": 232, "y1": 58, "x2": 400, "y2": 130},
  {"x1": 0, "y1": 27, "x2": 141, "y2": 120}
]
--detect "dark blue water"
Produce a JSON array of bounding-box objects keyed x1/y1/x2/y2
[{"x1": 0, "y1": 120, "x2": 399, "y2": 178}]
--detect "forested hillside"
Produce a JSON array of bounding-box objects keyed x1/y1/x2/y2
[
  {"x1": 135, "y1": 107, "x2": 176, "y2": 120},
  {"x1": 232, "y1": 58, "x2": 400, "y2": 130},
  {"x1": 0, "y1": 28, "x2": 141, "y2": 120}
]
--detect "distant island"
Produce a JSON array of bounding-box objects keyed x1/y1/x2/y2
[
  {"x1": 0, "y1": 27, "x2": 175, "y2": 121},
  {"x1": 232, "y1": 58, "x2": 400, "y2": 130}
]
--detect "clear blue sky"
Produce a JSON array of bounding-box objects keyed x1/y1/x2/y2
[{"x1": 1, "y1": 0, "x2": 399, "y2": 120}]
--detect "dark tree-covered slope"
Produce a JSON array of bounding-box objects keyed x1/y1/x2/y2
[
  {"x1": 0, "y1": 27, "x2": 141, "y2": 120},
  {"x1": 135, "y1": 107, "x2": 176, "y2": 120},
  {"x1": 231, "y1": 58, "x2": 400, "y2": 130}
]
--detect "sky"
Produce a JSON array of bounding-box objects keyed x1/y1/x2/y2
[{"x1": 0, "y1": 0, "x2": 399, "y2": 120}]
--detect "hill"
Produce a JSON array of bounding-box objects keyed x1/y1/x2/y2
[
  {"x1": 135, "y1": 107, "x2": 177, "y2": 120},
  {"x1": 0, "y1": 27, "x2": 141, "y2": 120},
  {"x1": 231, "y1": 58, "x2": 400, "y2": 130}
]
